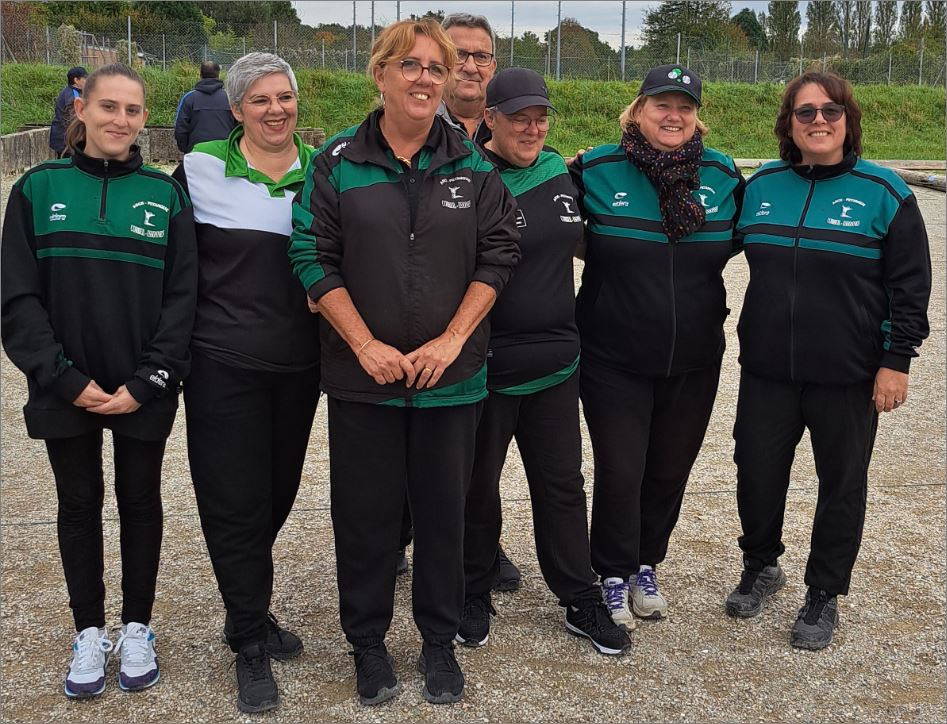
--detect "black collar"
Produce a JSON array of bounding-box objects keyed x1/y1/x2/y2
[
  {"x1": 342, "y1": 108, "x2": 471, "y2": 170},
  {"x1": 791, "y1": 149, "x2": 857, "y2": 181},
  {"x1": 71, "y1": 143, "x2": 144, "y2": 178}
]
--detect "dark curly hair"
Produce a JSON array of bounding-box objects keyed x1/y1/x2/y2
[{"x1": 774, "y1": 71, "x2": 862, "y2": 164}]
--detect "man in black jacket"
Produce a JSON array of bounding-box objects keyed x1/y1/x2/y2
[
  {"x1": 49, "y1": 66, "x2": 87, "y2": 157},
  {"x1": 174, "y1": 61, "x2": 236, "y2": 153}
]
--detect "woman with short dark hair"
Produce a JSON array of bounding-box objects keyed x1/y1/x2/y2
[{"x1": 725, "y1": 71, "x2": 931, "y2": 651}]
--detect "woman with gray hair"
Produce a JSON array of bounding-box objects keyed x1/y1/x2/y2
[{"x1": 171, "y1": 52, "x2": 320, "y2": 714}]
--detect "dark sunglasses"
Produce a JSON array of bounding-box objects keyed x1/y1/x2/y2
[{"x1": 792, "y1": 103, "x2": 845, "y2": 124}]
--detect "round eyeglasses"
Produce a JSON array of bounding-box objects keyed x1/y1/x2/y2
[
  {"x1": 502, "y1": 113, "x2": 554, "y2": 133},
  {"x1": 393, "y1": 59, "x2": 450, "y2": 85},
  {"x1": 792, "y1": 103, "x2": 845, "y2": 124}
]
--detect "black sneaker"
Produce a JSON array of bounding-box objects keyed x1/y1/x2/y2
[
  {"x1": 790, "y1": 588, "x2": 839, "y2": 650},
  {"x1": 234, "y1": 642, "x2": 279, "y2": 713},
  {"x1": 417, "y1": 641, "x2": 464, "y2": 704},
  {"x1": 725, "y1": 564, "x2": 786, "y2": 618},
  {"x1": 455, "y1": 592, "x2": 496, "y2": 647},
  {"x1": 565, "y1": 599, "x2": 632, "y2": 655},
  {"x1": 492, "y1": 545, "x2": 522, "y2": 592},
  {"x1": 222, "y1": 611, "x2": 303, "y2": 661},
  {"x1": 396, "y1": 548, "x2": 409, "y2": 576},
  {"x1": 351, "y1": 642, "x2": 400, "y2": 706}
]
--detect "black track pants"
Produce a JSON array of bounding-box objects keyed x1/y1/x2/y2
[
  {"x1": 581, "y1": 357, "x2": 720, "y2": 580},
  {"x1": 733, "y1": 369, "x2": 878, "y2": 596},
  {"x1": 185, "y1": 351, "x2": 320, "y2": 651},
  {"x1": 464, "y1": 373, "x2": 599, "y2": 604},
  {"x1": 328, "y1": 397, "x2": 480, "y2": 648},
  {"x1": 46, "y1": 429, "x2": 166, "y2": 631}
]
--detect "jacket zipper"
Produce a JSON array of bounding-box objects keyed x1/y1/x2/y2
[
  {"x1": 401, "y1": 164, "x2": 421, "y2": 407},
  {"x1": 790, "y1": 174, "x2": 817, "y2": 381},
  {"x1": 99, "y1": 160, "x2": 109, "y2": 220},
  {"x1": 666, "y1": 240, "x2": 677, "y2": 378}
]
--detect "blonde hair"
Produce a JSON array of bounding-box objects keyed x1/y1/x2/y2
[
  {"x1": 619, "y1": 93, "x2": 709, "y2": 137},
  {"x1": 367, "y1": 18, "x2": 457, "y2": 78}
]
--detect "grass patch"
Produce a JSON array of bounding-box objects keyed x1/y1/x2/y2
[{"x1": 3, "y1": 64, "x2": 944, "y2": 159}]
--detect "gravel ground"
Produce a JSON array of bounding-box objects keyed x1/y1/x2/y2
[{"x1": 0, "y1": 176, "x2": 944, "y2": 723}]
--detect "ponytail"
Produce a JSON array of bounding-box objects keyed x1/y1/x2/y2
[{"x1": 64, "y1": 63, "x2": 146, "y2": 155}]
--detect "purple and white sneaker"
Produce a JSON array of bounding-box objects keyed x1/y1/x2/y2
[
  {"x1": 115, "y1": 622, "x2": 160, "y2": 692},
  {"x1": 64, "y1": 626, "x2": 113, "y2": 699}
]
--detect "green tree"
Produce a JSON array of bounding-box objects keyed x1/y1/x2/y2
[
  {"x1": 641, "y1": 1, "x2": 732, "y2": 56},
  {"x1": 766, "y1": 0, "x2": 801, "y2": 59},
  {"x1": 732, "y1": 8, "x2": 767, "y2": 49},
  {"x1": 835, "y1": 1, "x2": 857, "y2": 56},
  {"x1": 547, "y1": 18, "x2": 618, "y2": 80},
  {"x1": 804, "y1": 1, "x2": 840, "y2": 56},
  {"x1": 925, "y1": 1, "x2": 947, "y2": 37},
  {"x1": 852, "y1": 1, "x2": 872, "y2": 56},
  {"x1": 873, "y1": 1, "x2": 898, "y2": 49},
  {"x1": 198, "y1": 1, "x2": 299, "y2": 33},
  {"x1": 899, "y1": 1, "x2": 925, "y2": 41}
]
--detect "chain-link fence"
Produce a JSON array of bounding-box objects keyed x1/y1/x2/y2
[{"x1": 2, "y1": 9, "x2": 944, "y2": 87}]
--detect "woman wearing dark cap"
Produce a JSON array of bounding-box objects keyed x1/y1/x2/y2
[
  {"x1": 724, "y1": 71, "x2": 930, "y2": 651},
  {"x1": 570, "y1": 64, "x2": 744, "y2": 629},
  {"x1": 458, "y1": 67, "x2": 630, "y2": 657}
]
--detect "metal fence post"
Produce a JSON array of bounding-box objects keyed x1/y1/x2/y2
[
  {"x1": 510, "y1": 0, "x2": 515, "y2": 66},
  {"x1": 162, "y1": 34, "x2": 166, "y2": 71},
  {"x1": 676, "y1": 32, "x2": 681, "y2": 65},
  {"x1": 546, "y1": 36, "x2": 550, "y2": 76},
  {"x1": 888, "y1": 52, "x2": 892, "y2": 85},
  {"x1": 799, "y1": 43, "x2": 804, "y2": 76},
  {"x1": 686, "y1": 46, "x2": 690, "y2": 70},
  {"x1": 396, "y1": 1, "x2": 400, "y2": 21},
  {"x1": 322, "y1": 38, "x2": 325, "y2": 68},
  {"x1": 126, "y1": 16, "x2": 132, "y2": 65},
  {"x1": 918, "y1": 36, "x2": 925, "y2": 85},
  {"x1": 273, "y1": 20, "x2": 277, "y2": 54},
  {"x1": 555, "y1": 1, "x2": 561, "y2": 81},
  {"x1": 352, "y1": 0, "x2": 357, "y2": 72},
  {"x1": 620, "y1": 0, "x2": 626, "y2": 81},
  {"x1": 371, "y1": 1, "x2": 375, "y2": 48},
  {"x1": 46, "y1": 26, "x2": 50, "y2": 64},
  {"x1": 754, "y1": 49, "x2": 758, "y2": 83}
]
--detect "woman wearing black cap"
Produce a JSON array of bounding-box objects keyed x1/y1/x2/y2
[
  {"x1": 457, "y1": 67, "x2": 631, "y2": 657},
  {"x1": 570, "y1": 65, "x2": 744, "y2": 628}
]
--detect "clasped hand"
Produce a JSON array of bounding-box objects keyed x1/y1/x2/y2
[
  {"x1": 357, "y1": 332, "x2": 464, "y2": 390},
  {"x1": 73, "y1": 381, "x2": 142, "y2": 414}
]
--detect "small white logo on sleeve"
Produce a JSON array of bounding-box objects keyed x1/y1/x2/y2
[
  {"x1": 148, "y1": 369, "x2": 170, "y2": 389},
  {"x1": 49, "y1": 203, "x2": 67, "y2": 221},
  {"x1": 612, "y1": 192, "x2": 629, "y2": 208},
  {"x1": 755, "y1": 201, "x2": 771, "y2": 217},
  {"x1": 554, "y1": 194, "x2": 581, "y2": 223},
  {"x1": 331, "y1": 142, "x2": 348, "y2": 157}
]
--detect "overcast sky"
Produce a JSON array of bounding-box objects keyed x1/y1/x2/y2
[{"x1": 291, "y1": 1, "x2": 785, "y2": 50}]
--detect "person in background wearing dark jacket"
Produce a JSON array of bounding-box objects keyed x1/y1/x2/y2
[
  {"x1": 289, "y1": 19, "x2": 519, "y2": 707},
  {"x1": 457, "y1": 67, "x2": 631, "y2": 657},
  {"x1": 173, "y1": 61, "x2": 236, "y2": 153},
  {"x1": 2, "y1": 63, "x2": 197, "y2": 700},
  {"x1": 570, "y1": 65, "x2": 744, "y2": 631},
  {"x1": 172, "y1": 52, "x2": 320, "y2": 714},
  {"x1": 49, "y1": 65, "x2": 87, "y2": 157},
  {"x1": 725, "y1": 71, "x2": 931, "y2": 651}
]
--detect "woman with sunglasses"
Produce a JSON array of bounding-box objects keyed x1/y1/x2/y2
[
  {"x1": 725, "y1": 71, "x2": 931, "y2": 650},
  {"x1": 289, "y1": 19, "x2": 519, "y2": 706},
  {"x1": 570, "y1": 65, "x2": 744, "y2": 631}
]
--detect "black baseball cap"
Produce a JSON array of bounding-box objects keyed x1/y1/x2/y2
[
  {"x1": 638, "y1": 64, "x2": 701, "y2": 106},
  {"x1": 67, "y1": 66, "x2": 88, "y2": 85},
  {"x1": 486, "y1": 67, "x2": 556, "y2": 115}
]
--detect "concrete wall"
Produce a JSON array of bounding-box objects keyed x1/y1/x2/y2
[{"x1": 2, "y1": 126, "x2": 326, "y2": 174}]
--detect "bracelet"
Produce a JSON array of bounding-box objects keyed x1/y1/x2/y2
[{"x1": 356, "y1": 337, "x2": 375, "y2": 358}]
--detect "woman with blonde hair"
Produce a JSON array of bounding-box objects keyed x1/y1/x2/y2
[
  {"x1": 570, "y1": 64, "x2": 744, "y2": 630},
  {"x1": 290, "y1": 18, "x2": 519, "y2": 706}
]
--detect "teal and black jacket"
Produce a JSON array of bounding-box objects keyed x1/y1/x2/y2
[
  {"x1": 570, "y1": 143, "x2": 745, "y2": 378},
  {"x1": 289, "y1": 110, "x2": 520, "y2": 407},
  {"x1": 480, "y1": 146, "x2": 581, "y2": 395},
  {"x1": 1, "y1": 146, "x2": 197, "y2": 440},
  {"x1": 735, "y1": 152, "x2": 931, "y2": 385}
]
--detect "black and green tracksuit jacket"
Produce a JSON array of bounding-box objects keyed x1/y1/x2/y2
[
  {"x1": 480, "y1": 147, "x2": 581, "y2": 394},
  {"x1": 289, "y1": 109, "x2": 520, "y2": 407},
  {"x1": 172, "y1": 126, "x2": 320, "y2": 373},
  {"x1": 1, "y1": 146, "x2": 197, "y2": 440},
  {"x1": 570, "y1": 143, "x2": 745, "y2": 378},
  {"x1": 734, "y1": 153, "x2": 931, "y2": 385}
]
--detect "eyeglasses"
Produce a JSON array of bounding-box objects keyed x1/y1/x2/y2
[
  {"x1": 792, "y1": 103, "x2": 845, "y2": 124},
  {"x1": 456, "y1": 49, "x2": 495, "y2": 67},
  {"x1": 245, "y1": 92, "x2": 297, "y2": 108},
  {"x1": 394, "y1": 59, "x2": 450, "y2": 85},
  {"x1": 501, "y1": 112, "x2": 554, "y2": 133}
]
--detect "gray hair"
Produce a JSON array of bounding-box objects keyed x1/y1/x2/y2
[
  {"x1": 225, "y1": 52, "x2": 298, "y2": 108},
  {"x1": 442, "y1": 12, "x2": 496, "y2": 53}
]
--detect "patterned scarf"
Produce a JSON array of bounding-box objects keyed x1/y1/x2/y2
[{"x1": 621, "y1": 123, "x2": 705, "y2": 242}]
